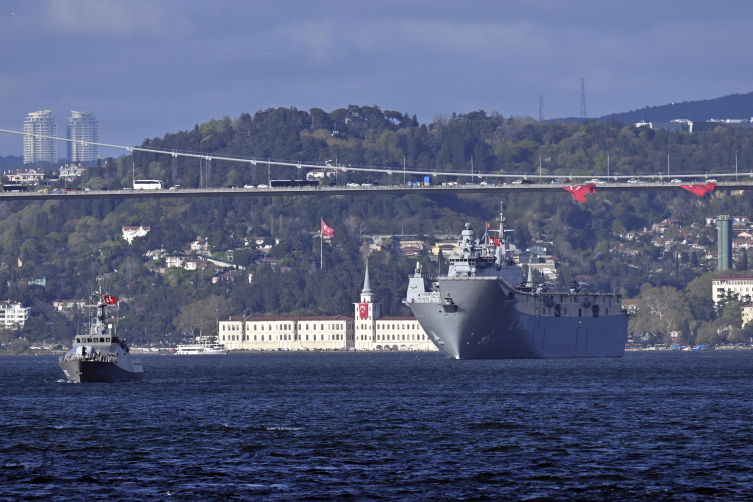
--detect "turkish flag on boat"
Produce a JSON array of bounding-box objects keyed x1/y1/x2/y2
[
  {"x1": 322, "y1": 220, "x2": 335, "y2": 238},
  {"x1": 563, "y1": 183, "x2": 596, "y2": 203},
  {"x1": 103, "y1": 295, "x2": 117, "y2": 305},
  {"x1": 489, "y1": 236, "x2": 500, "y2": 246},
  {"x1": 358, "y1": 303, "x2": 369, "y2": 319}
]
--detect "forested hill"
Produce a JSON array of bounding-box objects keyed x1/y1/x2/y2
[
  {"x1": 2, "y1": 105, "x2": 753, "y2": 349},
  {"x1": 563, "y1": 91, "x2": 753, "y2": 124}
]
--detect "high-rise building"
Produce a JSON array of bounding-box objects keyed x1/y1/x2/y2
[
  {"x1": 718, "y1": 215, "x2": 732, "y2": 270},
  {"x1": 67, "y1": 111, "x2": 100, "y2": 162},
  {"x1": 23, "y1": 111, "x2": 58, "y2": 164}
]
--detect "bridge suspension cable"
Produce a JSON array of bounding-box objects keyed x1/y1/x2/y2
[{"x1": 0, "y1": 128, "x2": 748, "y2": 181}]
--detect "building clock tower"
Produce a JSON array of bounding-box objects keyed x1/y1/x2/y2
[{"x1": 354, "y1": 265, "x2": 380, "y2": 349}]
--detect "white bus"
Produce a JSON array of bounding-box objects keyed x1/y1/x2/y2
[{"x1": 133, "y1": 180, "x2": 163, "y2": 190}]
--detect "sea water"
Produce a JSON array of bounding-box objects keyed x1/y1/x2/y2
[{"x1": 1, "y1": 351, "x2": 752, "y2": 501}]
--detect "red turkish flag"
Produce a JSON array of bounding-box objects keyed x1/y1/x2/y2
[
  {"x1": 358, "y1": 303, "x2": 368, "y2": 319},
  {"x1": 680, "y1": 183, "x2": 716, "y2": 197},
  {"x1": 103, "y1": 295, "x2": 117, "y2": 305},
  {"x1": 489, "y1": 236, "x2": 500, "y2": 246},
  {"x1": 563, "y1": 183, "x2": 596, "y2": 203},
  {"x1": 486, "y1": 223, "x2": 491, "y2": 228},
  {"x1": 322, "y1": 220, "x2": 335, "y2": 238}
]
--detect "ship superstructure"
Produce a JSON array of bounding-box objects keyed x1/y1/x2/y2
[
  {"x1": 405, "y1": 207, "x2": 628, "y2": 359},
  {"x1": 59, "y1": 284, "x2": 143, "y2": 382}
]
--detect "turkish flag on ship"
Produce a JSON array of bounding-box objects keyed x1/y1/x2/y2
[
  {"x1": 489, "y1": 236, "x2": 500, "y2": 246},
  {"x1": 103, "y1": 295, "x2": 117, "y2": 305},
  {"x1": 322, "y1": 220, "x2": 335, "y2": 238},
  {"x1": 358, "y1": 303, "x2": 368, "y2": 319}
]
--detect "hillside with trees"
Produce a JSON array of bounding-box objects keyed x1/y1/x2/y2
[{"x1": 2, "y1": 105, "x2": 753, "y2": 349}]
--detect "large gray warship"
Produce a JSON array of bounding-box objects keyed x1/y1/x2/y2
[
  {"x1": 59, "y1": 285, "x2": 144, "y2": 382},
  {"x1": 405, "y1": 208, "x2": 628, "y2": 359}
]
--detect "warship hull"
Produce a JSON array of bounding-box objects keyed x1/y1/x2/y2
[
  {"x1": 409, "y1": 278, "x2": 628, "y2": 359},
  {"x1": 60, "y1": 360, "x2": 144, "y2": 383}
]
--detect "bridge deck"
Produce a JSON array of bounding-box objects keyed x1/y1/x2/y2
[{"x1": 1, "y1": 182, "x2": 751, "y2": 201}]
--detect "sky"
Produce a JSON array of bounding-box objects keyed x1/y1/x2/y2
[{"x1": 1, "y1": 0, "x2": 752, "y2": 158}]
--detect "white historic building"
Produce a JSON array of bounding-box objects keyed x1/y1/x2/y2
[
  {"x1": 219, "y1": 316, "x2": 354, "y2": 351},
  {"x1": 218, "y1": 267, "x2": 439, "y2": 352},
  {"x1": 353, "y1": 266, "x2": 438, "y2": 351}
]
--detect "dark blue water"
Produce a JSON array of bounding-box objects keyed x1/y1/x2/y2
[{"x1": 1, "y1": 352, "x2": 752, "y2": 501}]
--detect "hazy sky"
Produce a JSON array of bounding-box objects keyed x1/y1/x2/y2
[{"x1": 1, "y1": 0, "x2": 752, "y2": 157}]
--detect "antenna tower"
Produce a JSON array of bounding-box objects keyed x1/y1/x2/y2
[
  {"x1": 539, "y1": 95, "x2": 544, "y2": 122},
  {"x1": 580, "y1": 78, "x2": 586, "y2": 118}
]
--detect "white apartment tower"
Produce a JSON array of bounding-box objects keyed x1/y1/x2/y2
[
  {"x1": 67, "y1": 111, "x2": 100, "y2": 162},
  {"x1": 23, "y1": 111, "x2": 58, "y2": 164}
]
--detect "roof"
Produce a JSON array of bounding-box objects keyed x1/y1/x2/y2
[
  {"x1": 713, "y1": 276, "x2": 753, "y2": 281},
  {"x1": 377, "y1": 316, "x2": 418, "y2": 321},
  {"x1": 221, "y1": 316, "x2": 355, "y2": 322},
  {"x1": 122, "y1": 226, "x2": 150, "y2": 231}
]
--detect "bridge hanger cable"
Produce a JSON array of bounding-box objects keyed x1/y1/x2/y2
[{"x1": 0, "y1": 128, "x2": 746, "y2": 180}]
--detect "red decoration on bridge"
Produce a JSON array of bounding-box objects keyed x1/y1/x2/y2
[
  {"x1": 563, "y1": 183, "x2": 596, "y2": 203},
  {"x1": 680, "y1": 183, "x2": 717, "y2": 197}
]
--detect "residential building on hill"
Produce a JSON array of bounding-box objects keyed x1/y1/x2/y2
[
  {"x1": 712, "y1": 276, "x2": 753, "y2": 305},
  {"x1": 59, "y1": 164, "x2": 87, "y2": 180},
  {"x1": 122, "y1": 225, "x2": 150, "y2": 245},
  {"x1": 4, "y1": 167, "x2": 47, "y2": 185},
  {"x1": 67, "y1": 111, "x2": 100, "y2": 162},
  {"x1": 23, "y1": 111, "x2": 58, "y2": 164},
  {"x1": 0, "y1": 301, "x2": 30, "y2": 328}
]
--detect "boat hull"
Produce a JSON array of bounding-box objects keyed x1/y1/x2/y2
[
  {"x1": 59, "y1": 360, "x2": 144, "y2": 383},
  {"x1": 409, "y1": 279, "x2": 628, "y2": 359}
]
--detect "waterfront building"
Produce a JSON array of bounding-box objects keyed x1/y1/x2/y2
[
  {"x1": 0, "y1": 301, "x2": 30, "y2": 328},
  {"x1": 742, "y1": 304, "x2": 753, "y2": 327},
  {"x1": 218, "y1": 266, "x2": 439, "y2": 352},
  {"x1": 67, "y1": 111, "x2": 100, "y2": 162},
  {"x1": 353, "y1": 266, "x2": 438, "y2": 351},
  {"x1": 718, "y1": 215, "x2": 733, "y2": 270},
  {"x1": 712, "y1": 276, "x2": 753, "y2": 305},
  {"x1": 219, "y1": 316, "x2": 354, "y2": 351},
  {"x1": 23, "y1": 111, "x2": 58, "y2": 164}
]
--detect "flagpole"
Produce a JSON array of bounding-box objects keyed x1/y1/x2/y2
[{"x1": 320, "y1": 218, "x2": 323, "y2": 270}]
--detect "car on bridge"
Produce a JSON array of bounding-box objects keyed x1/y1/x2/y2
[
  {"x1": 257, "y1": 184, "x2": 268, "y2": 188},
  {"x1": 670, "y1": 179, "x2": 682, "y2": 183},
  {"x1": 589, "y1": 179, "x2": 607, "y2": 184},
  {"x1": 347, "y1": 183, "x2": 360, "y2": 187},
  {"x1": 706, "y1": 179, "x2": 717, "y2": 183}
]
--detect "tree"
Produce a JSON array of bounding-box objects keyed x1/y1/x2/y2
[
  {"x1": 738, "y1": 249, "x2": 750, "y2": 271},
  {"x1": 632, "y1": 285, "x2": 691, "y2": 342}
]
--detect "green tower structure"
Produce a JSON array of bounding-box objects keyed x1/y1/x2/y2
[{"x1": 717, "y1": 215, "x2": 732, "y2": 270}]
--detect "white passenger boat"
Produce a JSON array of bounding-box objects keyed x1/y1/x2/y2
[{"x1": 175, "y1": 343, "x2": 228, "y2": 355}]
